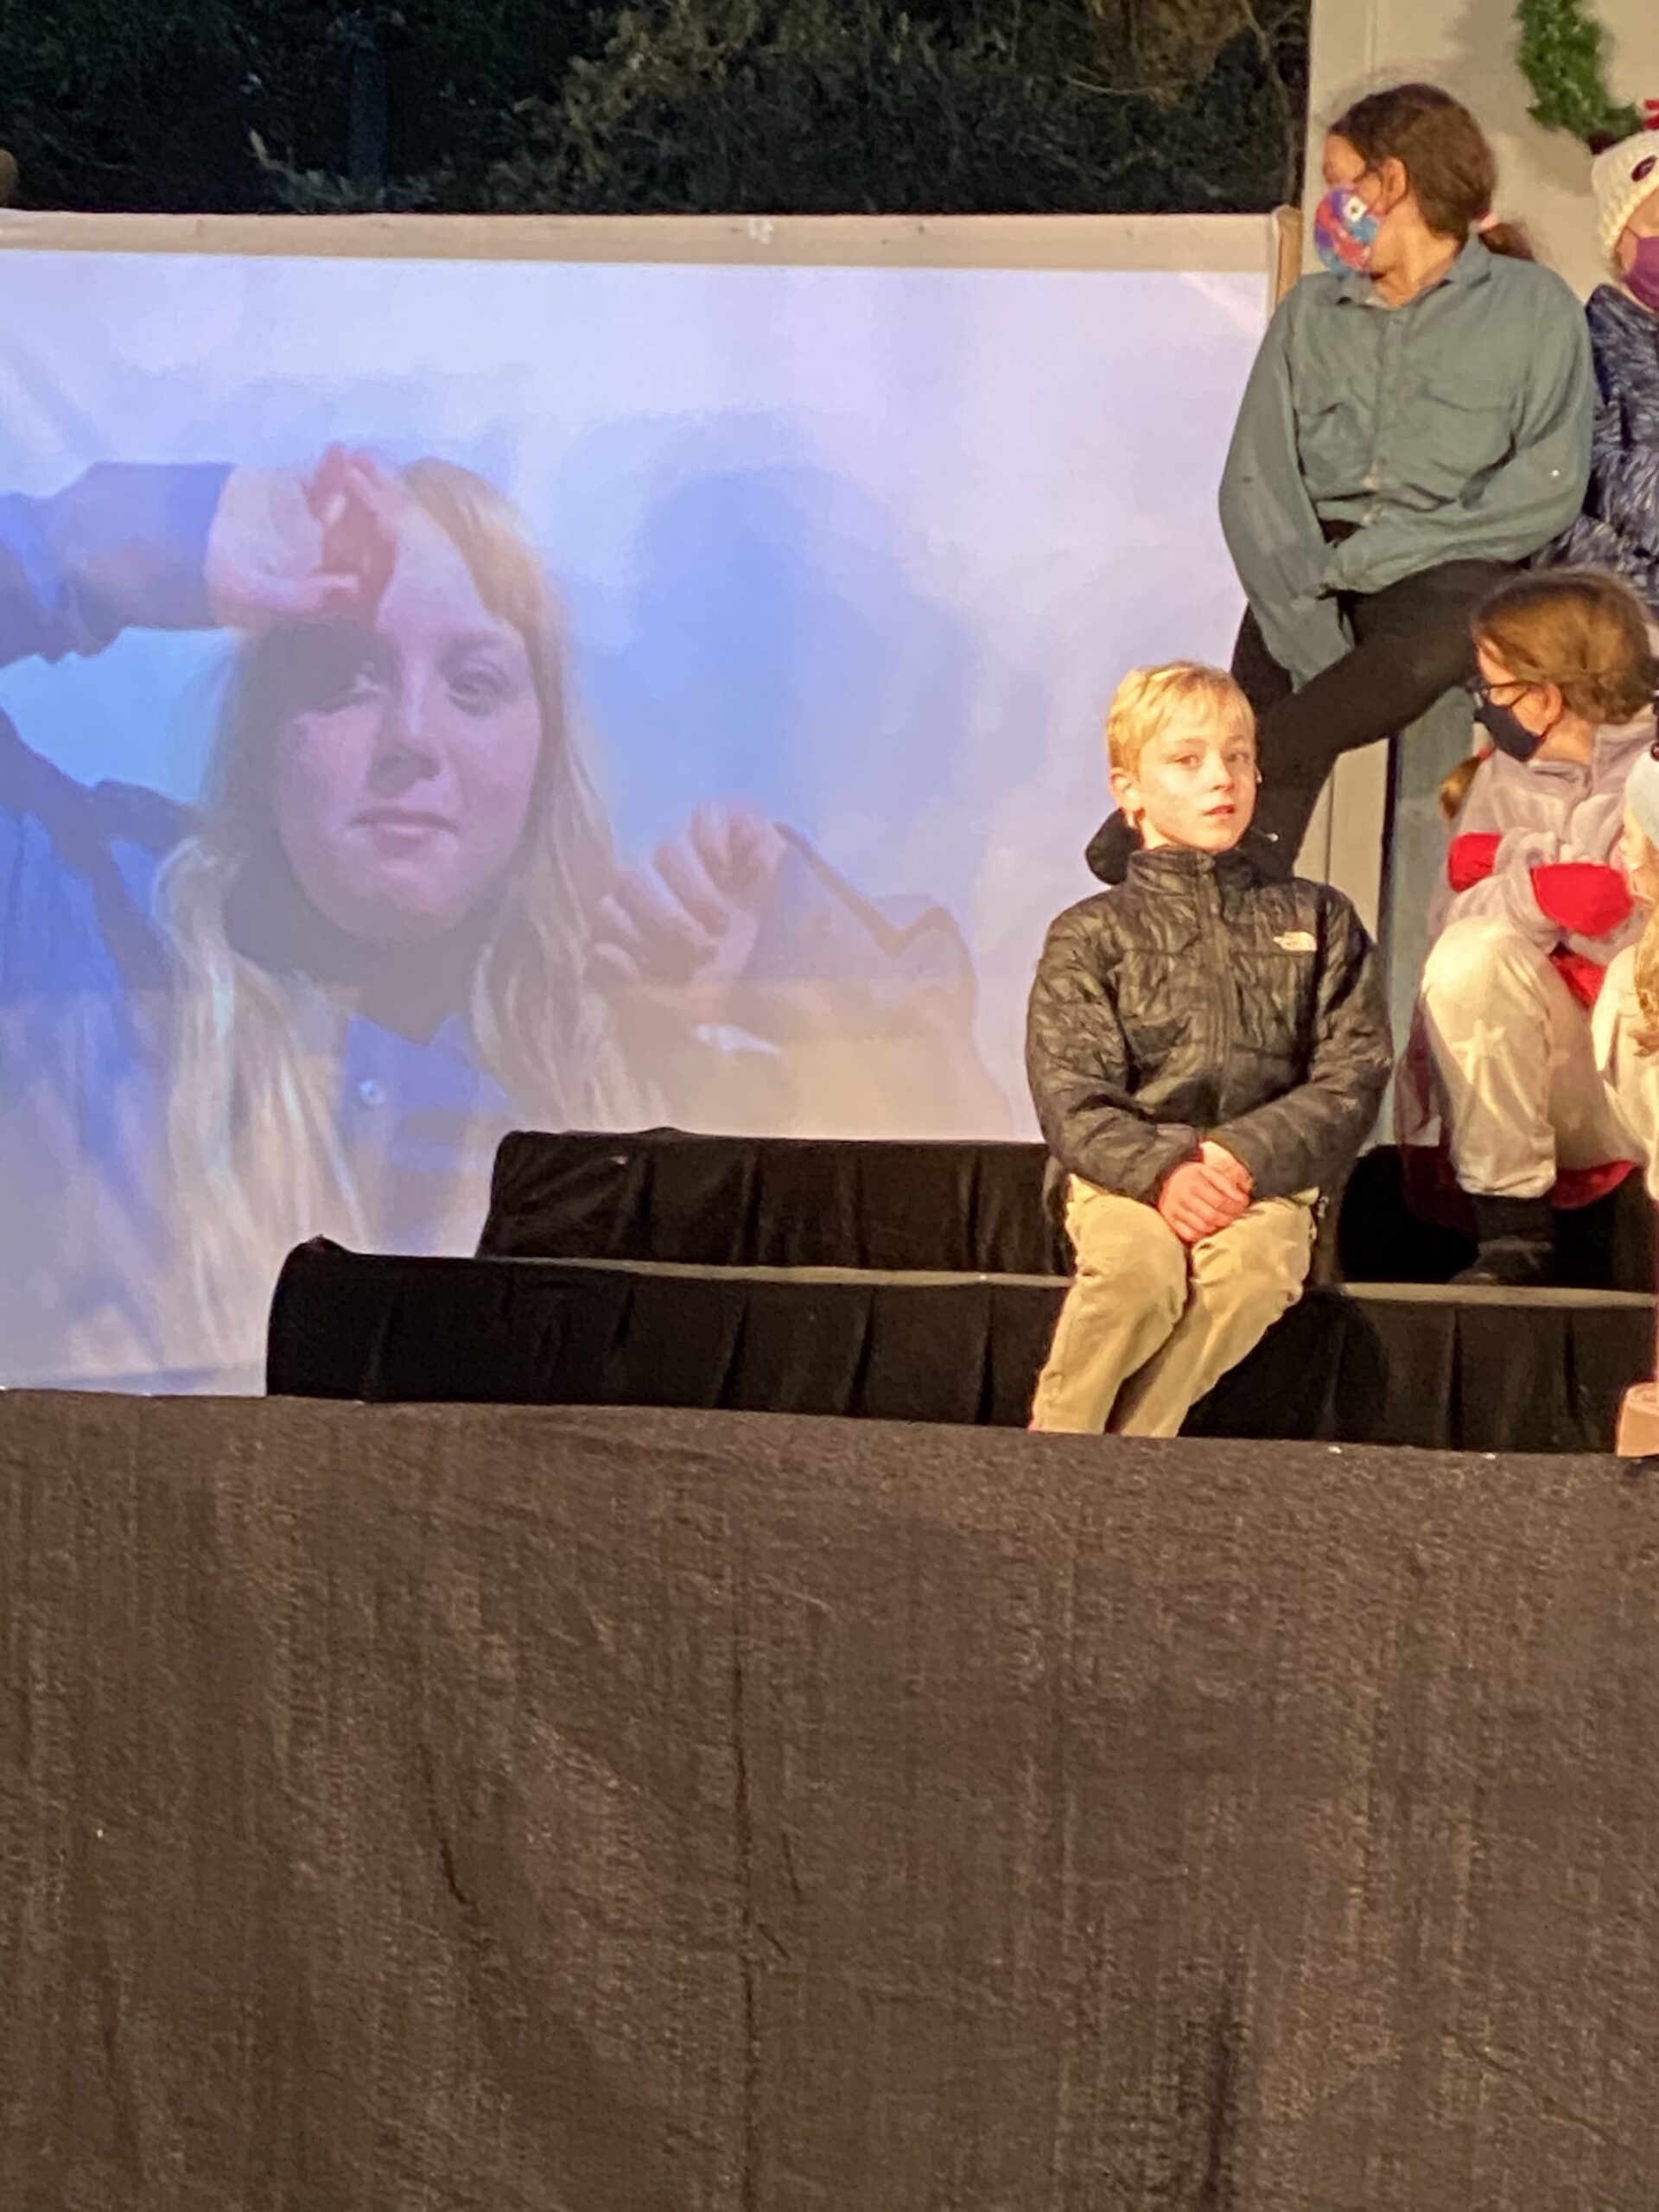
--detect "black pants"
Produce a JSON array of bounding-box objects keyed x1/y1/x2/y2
[{"x1": 1236, "y1": 556, "x2": 1515, "y2": 861}]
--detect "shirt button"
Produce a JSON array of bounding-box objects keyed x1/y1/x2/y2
[{"x1": 356, "y1": 1078, "x2": 386, "y2": 1109}]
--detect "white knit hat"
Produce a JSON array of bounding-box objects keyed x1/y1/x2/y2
[{"x1": 1592, "y1": 124, "x2": 1659, "y2": 270}]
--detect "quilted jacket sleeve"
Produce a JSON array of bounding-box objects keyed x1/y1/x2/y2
[
  {"x1": 1208, "y1": 889, "x2": 1392, "y2": 1200},
  {"x1": 1026, "y1": 903, "x2": 1201, "y2": 1205},
  {"x1": 1582, "y1": 290, "x2": 1659, "y2": 550},
  {"x1": 1554, "y1": 289, "x2": 1659, "y2": 594},
  {"x1": 1583, "y1": 397, "x2": 1659, "y2": 556}
]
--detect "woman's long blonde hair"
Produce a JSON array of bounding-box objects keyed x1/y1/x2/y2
[{"x1": 155, "y1": 460, "x2": 638, "y2": 1363}]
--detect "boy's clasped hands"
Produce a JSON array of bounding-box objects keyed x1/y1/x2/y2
[{"x1": 1156, "y1": 1141, "x2": 1254, "y2": 1243}]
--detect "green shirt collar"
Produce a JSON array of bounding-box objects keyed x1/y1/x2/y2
[{"x1": 1333, "y1": 232, "x2": 1494, "y2": 308}]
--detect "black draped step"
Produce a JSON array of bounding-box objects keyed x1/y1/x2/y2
[
  {"x1": 267, "y1": 1246, "x2": 1650, "y2": 1449},
  {"x1": 269, "y1": 1123, "x2": 1657, "y2": 1448},
  {"x1": 477, "y1": 1127, "x2": 1658, "y2": 1292}
]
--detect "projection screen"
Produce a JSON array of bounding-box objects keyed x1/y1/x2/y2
[{"x1": 0, "y1": 210, "x2": 1274, "y2": 1390}]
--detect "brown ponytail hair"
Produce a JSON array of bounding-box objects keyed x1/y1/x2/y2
[
  {"x1": 1439, "y1": 749, "x2": 1486, "y2": 822},
  {"x1": 1331, "y1": 82, "x2": 1535, "y2": 261}
]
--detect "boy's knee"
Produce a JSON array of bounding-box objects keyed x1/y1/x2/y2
[
  {"x1": 1071, "y1": 1192, "x2": 1186, "y2": 1315},
  {"x1": 1201, "y1": 1209, "x2": 1313, "y2": 1303},
  {"x1": 1127, "y1": 1240, "x2": 1189, "y2": 1325}
]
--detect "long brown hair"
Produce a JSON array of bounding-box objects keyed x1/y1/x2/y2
[
  {"x1": 1332, "y1": 82, "x2": 1535, "y2": 261},
  {"x1": 1439, "y1": 750, "x2": 1484, "y2": 823},
  {"x1": 1440, "y1": 569, "x2": 1658, "y2": 820}
]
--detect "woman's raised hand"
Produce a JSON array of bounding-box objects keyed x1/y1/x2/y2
[
  {"x1": 590, "y1": 801, "x2": 790, "y2": 997},
  {"x1": 205, "y1": 446, "x2": 398, "y2": 629}
]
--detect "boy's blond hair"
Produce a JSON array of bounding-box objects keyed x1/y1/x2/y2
[{"x1": 1106, "y1": 661, "x2": 1255, "y2": 781}]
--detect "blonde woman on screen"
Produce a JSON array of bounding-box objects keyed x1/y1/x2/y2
[
  {"x1": 156, "y1": 456, "x2": 651, "y2": 1359},
  {"x1": 0, "y1": 450, "x2": 1001, "y2": 1385}
]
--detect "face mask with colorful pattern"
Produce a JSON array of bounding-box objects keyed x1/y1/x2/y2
[{"x1": 1313, "y1": 185, "x2": 1381, "y2": 276}]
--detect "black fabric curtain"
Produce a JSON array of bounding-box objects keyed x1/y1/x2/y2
[
  {"x1": 7, "y1": 1393, "x2": 1659, "y2": 2207},
  {"x1": 480, "y1": 1128, "x2": 1071, "y2": 1274},
  {"x1": 269, "y1": 1243, "x2": 1651, "y2": 1452},
  {"x1": 482, "y1": 1130, "x2": 1658, "y2": 1294}
]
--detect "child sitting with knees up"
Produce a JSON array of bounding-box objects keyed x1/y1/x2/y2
[
  {"x1": 1026, "y1": 662, "x2": 1390, "y2": 1439},
  {"x1": 1400, "y1": 570, "x2": 1659, "y2": 1284}
]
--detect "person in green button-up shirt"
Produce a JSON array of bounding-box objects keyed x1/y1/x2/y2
[
  {"x1": 1224, "y1": 80, "x2": 1592, "y2": 864},
  {"x1": 1097, "y1": 83, "x2": 1592, "y2": 884}
]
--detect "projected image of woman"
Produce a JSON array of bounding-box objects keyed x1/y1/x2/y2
[{"x1": 0, "y1": 452, "x2": 1002, "y2": 1388}]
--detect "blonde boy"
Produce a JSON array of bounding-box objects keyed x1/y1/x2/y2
[{"x1": 1027, "y1": 663, "x2": 1390, "y2": 1436}]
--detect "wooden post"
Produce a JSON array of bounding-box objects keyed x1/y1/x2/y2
[
  {"x1": 1273, "y1": 203, "x2": 1302, "y2": 303},
  {"x1": 0, "y1": 151, "x2": 18, "y2": 207}
]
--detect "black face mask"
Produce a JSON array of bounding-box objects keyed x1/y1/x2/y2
[{"x1": 1470, "y1": 679, "x2": 1549, "y2": 764}]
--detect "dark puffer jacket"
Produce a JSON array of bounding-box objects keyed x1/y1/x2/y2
[
  {"x1": 1027, "y1": 842, "x2": 1391, "y2": 1207},
  {"x1": 1553, "y1": 284, "x2": 1659, "y2": 613}
]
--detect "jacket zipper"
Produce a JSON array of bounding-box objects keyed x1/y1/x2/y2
[{"x1": 1196, "y1": 861, "x2": 1234, "y2": 1116}]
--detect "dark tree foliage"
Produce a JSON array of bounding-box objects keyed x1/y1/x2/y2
[
  {"x1": 0, "y1": 0, "x2": 601, "y2": 211},
  {"x1": 0, "y1": 0, "x2": 1309, "y2": 215}
]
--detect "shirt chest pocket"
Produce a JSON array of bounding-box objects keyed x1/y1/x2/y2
[
  {"x1": 1294, "y1": 355, "x2": 1373, "y2": 481},
  {"x1": 1397, "y1": 369, "x2": 1516, "y2": 496}
]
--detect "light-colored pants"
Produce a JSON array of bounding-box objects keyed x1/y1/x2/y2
[
  {"x1": 1420, "y1": 915, "x2": 1630, "y2": 1199},
  {"x1": 1031, "y1": 1175, "x2": 1317, "y2": 1438}
]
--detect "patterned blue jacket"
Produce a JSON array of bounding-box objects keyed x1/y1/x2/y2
[{"x1": 1554, "y1": 285, "x2": 1659, "y2": 612}]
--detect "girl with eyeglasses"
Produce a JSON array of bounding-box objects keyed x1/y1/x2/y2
[{"x1": 1398, "y1": 569, "x2": 1659, "y2": 1283}]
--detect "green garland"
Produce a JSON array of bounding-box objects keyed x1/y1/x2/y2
[{"x1": 1516, "y1": 0, "x2": 1643, "y2": 147}]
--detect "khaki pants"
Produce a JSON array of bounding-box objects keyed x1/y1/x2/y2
[
  {"x1": 1032, "y1": 1175, "x2": 1317, "y2": 1438},
  {"x1": 1419, "y1": 915, "x2": 1631, "y2": 1199}
]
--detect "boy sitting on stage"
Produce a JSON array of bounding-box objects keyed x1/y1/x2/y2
[{"x1": 1027, "y1": 662, "x2": 1391, "y2": 1437}]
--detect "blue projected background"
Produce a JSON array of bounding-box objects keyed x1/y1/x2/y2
[{"x1": 0, "y1": 245, "x2": 1264, "y2": 1389}]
